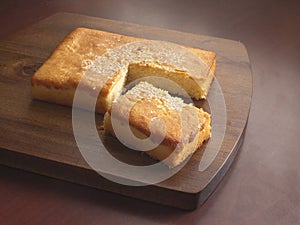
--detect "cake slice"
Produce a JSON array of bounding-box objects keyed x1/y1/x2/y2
[
  {"x1": 31, "y1": 27, "x2": 216, "y2": 114},
  {"x1": 104, "y1": 82, "x2": 211, "y2": 168}
]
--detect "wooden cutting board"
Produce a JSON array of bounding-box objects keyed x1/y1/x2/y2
[{"x1": 0, "y1": 12, "x2": 252, "y2": 210}]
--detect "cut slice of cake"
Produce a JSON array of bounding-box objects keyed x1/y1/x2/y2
[
  {"x1": 104, "y1": 82, "x2": 211, "y2": 168},
  {"x1": 31, "y1": 27, "x2": 216, "y2": 114}
]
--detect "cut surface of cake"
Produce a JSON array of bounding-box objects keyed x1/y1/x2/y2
[
  {"x1": 104, "y1": 82, "x2": 211, "y2": 168},
  {"x1": 31, "y1": 27, "x2": 216, "y2": 113}
]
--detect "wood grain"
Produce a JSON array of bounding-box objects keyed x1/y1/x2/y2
[{"x1": 0, "y1": 12, "x2": 252, "y2": 210}]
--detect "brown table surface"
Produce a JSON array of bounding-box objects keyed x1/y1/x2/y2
[{"x1": 0, "y1": 1, "x2": 299, "y2": 224}]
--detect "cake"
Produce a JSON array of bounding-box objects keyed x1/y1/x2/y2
[
  {"x1": 31, "y1": 27, "x2": 216, "y2": 113},
  {"x1": 103, "y1": 82, "x2": 211, "y2": 168}
]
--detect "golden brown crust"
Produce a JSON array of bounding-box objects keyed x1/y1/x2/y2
[
  {"x1": 31, "y1": 27, "x2": 216, "y2": 113},
  {"x1": 31, "y1": 28, "x2": 129, "y2": 90},
  {"x1": 104, "y1": 82, "x2": 211, "y2": 167}
]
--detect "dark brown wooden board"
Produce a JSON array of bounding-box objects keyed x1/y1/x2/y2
[{"x1": 0, "y1": 12, "x2": 252, "y2": 210}]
